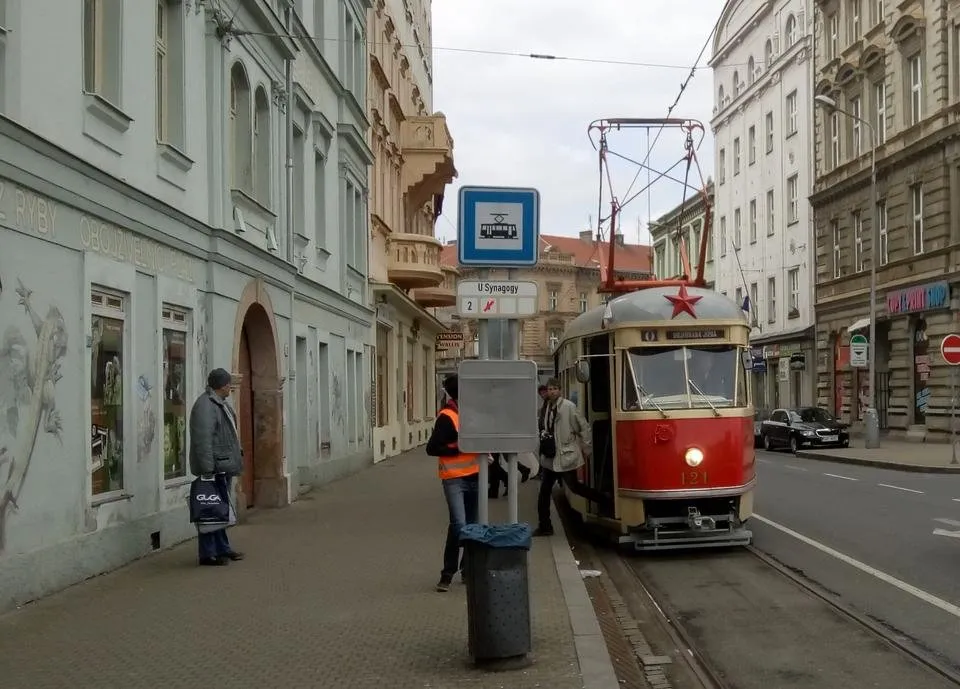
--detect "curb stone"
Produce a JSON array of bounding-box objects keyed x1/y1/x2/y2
[
  {"x1": 794, "y1": 450, "x2": 960, "y2": 474},
  {"x1": 549, "y1": 501, "x2": 622, "y2": 689}
]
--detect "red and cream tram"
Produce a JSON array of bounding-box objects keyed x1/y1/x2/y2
[
  {"x1": 555, "y1": 286, "x2": 756, "y2": 550},
  {"x1": 557, "y1": 116, "x2": 756, "y2": 550}
]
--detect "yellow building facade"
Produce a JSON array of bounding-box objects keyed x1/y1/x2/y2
[{"x1": 366, "y1": 0, "x2": 458, "y2": 461}]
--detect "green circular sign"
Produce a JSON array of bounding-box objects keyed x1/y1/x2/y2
[{"x1": 850, "y1": 334, "x2": 868, "y2": 345}]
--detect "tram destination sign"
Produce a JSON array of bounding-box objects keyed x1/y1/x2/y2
[{"x1": 664, "y1": 328, "x2": 726, "y2": 341}]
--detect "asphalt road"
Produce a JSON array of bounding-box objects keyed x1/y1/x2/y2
[{"x1": 752, "y1": 449, "x2": 960, "y2": 672}]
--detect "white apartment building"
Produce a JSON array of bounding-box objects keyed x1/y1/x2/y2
[
  {"x1": 0, "y1": 0, "x2": 373, "y2": 612},
  {"x1": 711, "y1": 0, "x2": 816, "y2": 410}
]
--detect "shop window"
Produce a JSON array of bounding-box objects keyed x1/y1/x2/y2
[
  {"x1": 90, "y1": 288, "x2": 127, "y2": 495},
  {"x1": 161, "y1": 305, "x2": 190, "y2": 480}
]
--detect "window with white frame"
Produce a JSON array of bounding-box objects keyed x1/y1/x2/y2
[
  {"x1": 734, "y1": 208, "x2": 742, "y2": 249},
  {"x1": 720, "y1": 216, "x2": 727, "y2": 256},
  {"x1": 909, "y1": 54, "x2": 923, "y2": 125},
  {"x1": 764, "y1": 39, "x2": 773, "y2": 68},
  {"x1": 161, "y1": 304, "x2": 190, "y2": 480},
  {"x1": 828, "y1": 13, "x2": 839, "y2": 59},
  {"x1": 253, "y1": 87, "x2": 271, "y2": 203},
  {"x1": 352, "y1": 184, "x2": 366, "y2": 273},
  {"x1": 749, "y1": 199, "x2": 757, "y2": 243},
  {"x1": 748, "y1": 126, "x2": 756, "y2": 164},
  {"x1": 830, "y1": 111, "x2": 840, "y2": 167},
  {"x1": 912, "y1": 184, "x2": 924, "y2": 254},
  {"x1": 788, "y1": 268, "x2": 799, "y2": 315},
  {"x1": 229, "y1": 63, "x2": 253, "y2": 194},
  {"x1": 871, "y1": 0, "x2": 884, "y2": 25},
  {"x1": 848, "y1": 0, "x2": 861, "y2": 42},
  {"x1": 156, "y1": 0, "x2": 185, "y2": 148},
  {"x1": 767, "y1": 277, "x2": 776, "y2": 323},
  {"x1": 83, "y1": 0, "x2": 123, "y2": 106},
  {"x1": 90, "y1": 288, "x2": 127, "y2": 495},
  {"x1": 785, "y1": 15, "x2": 796, "y2": 46},
  {"x1": 733, "y1": 137, "x2": 741, "y2": 174},
  {"x1": 735, "y1": 287, "x2": 743, "y2": 309},
  {"x1": 786, "y1": 91, "x2": 797, "y2": 135},
  {"x1": 874, "y1": 80, "x2": 886, "y2": 144},
  {"x1": 654, "y1": 242, "x2": 666, "y2": 276},
  {"x1": 850, "y1": 96, "x2": 862, "y2": 156},
  {"x1": 831, "y1": 220, "x2": 841, "y2": 278},
  {"x1": 749, "y1": 282, "x2": 759, "y2": 323},
  {"x1": 852, "y1": 211, "x2": 864, "y2": 272},
  {"x1": 579, "y1": 292, "x2": 588, "y2": 313},
  {"x1": 877, "y1": 199, "x2": 888, "y2": 265},
  {"x1": 549, "y1": 289, "x2": 558, "y2": 311},
  {"x1": 765, "y1": 111, "x2": 774, "y2": 152},
  {"x1": 314, "y1": 149, "x2": 327, "y2": 250},
  {"x1": 787, "y1": 175, "x2": 798, "y2": 223},
  {"x1": 718, "y1": 148, "x2": 726, "y2": 184},
  {"x1": 766, "y1": 189, "x2": 775, "y2": 236}
]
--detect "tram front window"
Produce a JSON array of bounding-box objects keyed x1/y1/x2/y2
[{"x1": 623, "y1": 345, "x2": 742, "y2": 411}]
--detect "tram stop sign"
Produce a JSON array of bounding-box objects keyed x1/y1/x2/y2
[
  {"x1": 849, "y1": 333, "x2": 868, "y2": 368},
  {"x1": 456, "y1": 359, "x2": 540, "y2": 454},
  {"x1": 941, "y1": 333, "x2": 960, "y2": 366}
]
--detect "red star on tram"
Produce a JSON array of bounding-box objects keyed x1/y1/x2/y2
[{"x1": 664, "y1": 284, "x2": 702, "y2": 319}]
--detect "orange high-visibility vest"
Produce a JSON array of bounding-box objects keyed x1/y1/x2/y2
[{"x1": 437, "y1": 407, "x2": 480, "y2": 480}]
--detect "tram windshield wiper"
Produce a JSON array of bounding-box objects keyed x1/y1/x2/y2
[
  {"x1": 637, "y1": 384, "x2": 667, "y2": 418},
  {"x1": 688, "y1": 379, "x2": 720, "y2": 417}
]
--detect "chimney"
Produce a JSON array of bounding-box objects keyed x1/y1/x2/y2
[
  {"x1": 615, "y1": 232, "x2": 625, "y2": 247},
  {"x1": 579, "y1": 229, "x2": 593, "y2": 242}
]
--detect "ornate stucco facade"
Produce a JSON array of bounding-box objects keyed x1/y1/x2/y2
[
  {"x1": 811, "y1": 0, "x2": 960, "y2": 440},
  {"x1": 366, "y1": 0, "x2": 457, "y2": 461}
]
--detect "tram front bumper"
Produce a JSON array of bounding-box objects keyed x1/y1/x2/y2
[{"x1": 619, "y1": 507, "x2": 753, "y2": 551}]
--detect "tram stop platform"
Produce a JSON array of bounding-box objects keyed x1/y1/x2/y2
[{"x1": 0, "y1": 448, "x2": 622, "y2": 689}]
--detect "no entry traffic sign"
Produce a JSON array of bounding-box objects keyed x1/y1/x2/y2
[{"x1": 941, "y1": 333, "x2": 960, "y2": 366}]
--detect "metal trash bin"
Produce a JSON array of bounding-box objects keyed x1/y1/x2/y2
[{"x1": 459, "y1": 522, "x2": 533, "y2": 662}]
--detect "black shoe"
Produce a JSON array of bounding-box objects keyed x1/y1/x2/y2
[
  {"x1": 436, "y1": 576, "x2": 453, "y2": 592},
  {"x1": 199, "y1": 557, "x2": 228, "y2": 567},
  {"x1": 221, "y1": 551, "x2": 245, "y2": 561},
  {"x1": 519, "y1": 466, "x2": 531, "y2": 483},
  {"x1": 533, "y1": 527, "x2": 554, "y2": 537}
]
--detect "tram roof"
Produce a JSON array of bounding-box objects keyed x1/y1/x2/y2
[{"x1": 562, "y1": 285, "x2": 748, "y2": 341}]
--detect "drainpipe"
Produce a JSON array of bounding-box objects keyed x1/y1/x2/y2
[{"x1": 284, "y1": 2, "x2": 295, "y2": 264}]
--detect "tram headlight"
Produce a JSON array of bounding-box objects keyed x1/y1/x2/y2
[{"x1": 684, "y1": 447, "x2": 704, "y2": 467}]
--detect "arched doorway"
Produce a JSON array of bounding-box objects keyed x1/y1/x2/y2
[{"x1": 232, "y1": 279, "x2": 287, "y2": 509}]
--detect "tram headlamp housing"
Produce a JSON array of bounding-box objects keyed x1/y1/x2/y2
[{"x1": 684, "y1": 448, "x2": 704, "y2": 467}]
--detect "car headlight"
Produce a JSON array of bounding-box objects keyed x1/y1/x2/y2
[
  {"x1": 802, "y1": 430, "x2": 815, "y2": 437},
  {"x1": 685, "y1": 448, "x2": 704, "y2": 467}
]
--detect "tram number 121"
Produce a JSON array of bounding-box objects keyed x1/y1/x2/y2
[{"x1": 680, "y1": 470, "x2": 708, "y2": 485}]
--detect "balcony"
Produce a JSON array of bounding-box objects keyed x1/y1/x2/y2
[
  {"x1": 400, "y1": 114, "x2": 456, "y2": 211},
  {"x1": 388, "y1": 232, "x2": 443, "y2": 289},
  {"x1": 415, "y1": 264, "x2": 458, "y2": 308}
]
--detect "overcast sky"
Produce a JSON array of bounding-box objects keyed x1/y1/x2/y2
[{"x1": 430, "y1": 0, "x2": 724, "y2": 247}]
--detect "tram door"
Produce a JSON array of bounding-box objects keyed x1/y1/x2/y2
[{"x1": 583, "y1": 334, "x2": 615, "y2": 517}]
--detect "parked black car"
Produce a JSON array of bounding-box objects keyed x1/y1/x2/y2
[{"x1": 760, "y1": 407, "x2": 849, "y2": 453}]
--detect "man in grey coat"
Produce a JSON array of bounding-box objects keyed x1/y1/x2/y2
[{"x1": 190, "y1": 368, "x2": 245, "y2": 566}]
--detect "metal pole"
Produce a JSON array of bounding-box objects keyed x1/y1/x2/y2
[
  {"x1": 952, "y1": 366, "x2": 958, "y2": 465},
  {"x1": 506, "y1": 268, "x2": 520, "y2": 524},
  {"x1": 865, "y1": 123, "x2": 880, "y2": 448},
  {"x1": 476, "y1": 269, "x2": 490, "y2": 525}
]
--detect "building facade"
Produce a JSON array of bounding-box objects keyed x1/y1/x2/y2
[
  {"x1": 0, "y1": 0, "x2": 373, "y2": 612},
  {"x1": 366, "y1": 0, "x2": 457, "y2": 462},
  {"x1": 651, "y1": 181, "x2": 717, "y2": 288},
  {"x1": 810, "y1": 0, "x2": 960, "y2": 440},
  {"x1": 712, "y1": 0, "x2": 817, "y2": 411},
  {"x1": 437, "y1": 233, "x2": 653, "y2": 379}
]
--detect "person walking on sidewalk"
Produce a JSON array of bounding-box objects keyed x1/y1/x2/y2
[
  {"x1": 189, "y1": 368, "x2": 245, "y2": 567},
  {"x1": 534, "y1": 378, "x2": 608, "y2": 536},
  {"x1": 425, "y1": 374, "x2": 480, "y2": 592}
]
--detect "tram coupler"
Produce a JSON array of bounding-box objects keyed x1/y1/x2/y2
[{"x1": 687, "y1": 506, "x2": 716, "y2": 531}]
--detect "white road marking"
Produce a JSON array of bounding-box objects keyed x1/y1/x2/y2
[
  {"x1": 785, "y1": 465, "x2": 808, "y2": 472},
  {"x1": 953, "y1": 498, "x2": 960, "y2": 503},
  {"x1": 933, "y1": 528, "x2": 960, "y2": 539},
  {"x1": 934, "y1": 518, "x2": 960, "y2": 527},
  {"x1": 878, "y1": 483, "x2": 923, "y2": 494},
  {"x1": 824, "y1": 473, "x2": 857, "y2": 481},
  {"x1": 752, "y1": 514, "x2": 960, "y2": 619}
]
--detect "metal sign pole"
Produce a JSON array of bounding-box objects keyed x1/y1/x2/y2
[
  {"x1": 952, "y1": 366, "x2": 958, "y2": 465},
  {"x1": 476, "y1": 268, "x2": 490, "y2": 525},
  {"x1": 506, "y1": 268, "x2": 520, "y2": 524}
]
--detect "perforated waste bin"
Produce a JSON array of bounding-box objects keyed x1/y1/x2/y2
[{"x1": 459, "y1": 522, "x2": 533, "y2": 662}]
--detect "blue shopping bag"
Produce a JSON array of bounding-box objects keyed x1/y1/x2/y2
[{"x1": 189, "y1": 475, "x2": 230, "y2": 525}]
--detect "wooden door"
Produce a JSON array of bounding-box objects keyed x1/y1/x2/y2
[{"x1": 239, "y1": 327, "x2": 255, "y2": 508}]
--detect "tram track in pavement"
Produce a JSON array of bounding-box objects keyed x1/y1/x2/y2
[{"x1": 557, "y1": 498, "x2": 960, "y2": 689}]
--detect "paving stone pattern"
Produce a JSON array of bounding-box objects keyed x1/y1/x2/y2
[{"x1": 0, "y1": 449, "x2": 585, "y2": 689}]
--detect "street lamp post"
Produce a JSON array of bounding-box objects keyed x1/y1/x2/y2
[{"x1": 815, "y1": 94, "x2": 880, "y2": 448}]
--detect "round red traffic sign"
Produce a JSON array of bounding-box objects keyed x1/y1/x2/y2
[{"x1": 941, "y1": 334, "x2": 960, "y2": 365}]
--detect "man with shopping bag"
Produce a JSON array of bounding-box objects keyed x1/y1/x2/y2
[{"x1": 189, "y1": 368, "x2": 245, "y2": 567}]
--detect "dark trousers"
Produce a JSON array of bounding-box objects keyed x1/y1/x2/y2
[
  {"x1": 537, "y1": 467, "x2": 609, "y2": 530},
  {"x1": 441, "y1": 474, "x2": 479, "y2": 580},
  {"x1": 488, "y1": 455, "x2": 508, "y2": 498},
  {"x1": 198, "y1": 527, "x2": 232, "y2": 560}
]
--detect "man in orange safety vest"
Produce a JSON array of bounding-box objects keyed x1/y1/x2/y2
[{"x1": 425, "y1": 374, "x2": 480, "y2": 592}]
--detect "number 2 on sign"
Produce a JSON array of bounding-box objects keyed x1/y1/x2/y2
[
  {"x1": 463, "y1": 299, "x2": 475, "y2": 312},
  {"x1": 680, "y1": 470, "x2": 707, "y2": 485}
]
